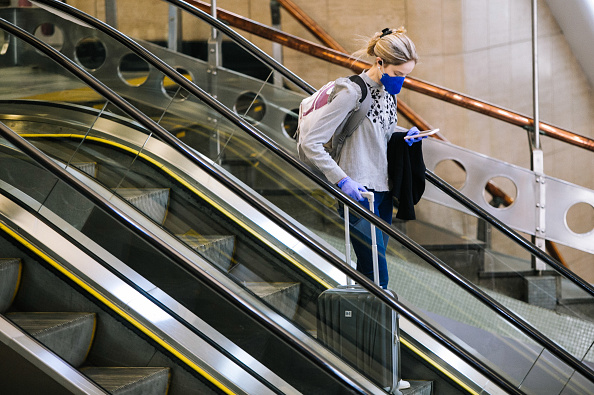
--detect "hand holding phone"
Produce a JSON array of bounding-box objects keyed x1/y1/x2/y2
[{"x1": 403, "y1": 128, "x2": 440, "y2": 140}]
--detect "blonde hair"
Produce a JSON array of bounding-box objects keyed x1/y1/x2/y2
[{"x1": 355, "y1": 27, "x2": 418, "y2": 66}]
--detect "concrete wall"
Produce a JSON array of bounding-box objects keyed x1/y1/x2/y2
[{"x1": 67, "y1": 0, "x2": 593, "y2": 279}]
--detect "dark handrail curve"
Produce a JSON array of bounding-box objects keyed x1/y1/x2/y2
[
  {"x1": 11, "y1": 1, "x2": 594, "y2": 387},
  {"x1": 172, "y1": 0, "x2": 314, "y2": 94},
  {"x1": 270, "y1": 0, "x2": 569, "y2": 265},
  {"x1": 0, "y1": 11, "x2": 525, "y2": 394},
  {"x1": 267, "y1": 0, "x2": 528, "y2": 246}
]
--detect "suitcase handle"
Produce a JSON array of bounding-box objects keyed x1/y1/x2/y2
[
  {"x1": 360, "y1": 191, "x2": 374, "y2": 205},
  {"x1": 345, "y1": 191, "x2": 379, "y2": 286}
]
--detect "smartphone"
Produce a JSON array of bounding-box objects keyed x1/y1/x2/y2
[{"x1": 403, "y1": 128, "x2": 440, "y2": 140}]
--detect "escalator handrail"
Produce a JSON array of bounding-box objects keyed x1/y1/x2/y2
[
  {"x1": 173, "y1": 0, "x2": 589, "y2": 255},
  {"x1": 11, "y1": 2, "x2": 594, "y2": 385},
  {"x1": 0, "y1": 19, "x2": 374, "y2": 395},
  {"x1": 0, "y1": 14, "x2": 525, "y2": 395}
]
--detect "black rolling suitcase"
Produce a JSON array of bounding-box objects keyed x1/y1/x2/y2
[{"x1": 317, "y1": 192, "x2": 404, "y2": 394}]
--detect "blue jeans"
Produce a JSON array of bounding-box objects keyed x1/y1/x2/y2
[{"x1": 340, "y1": 191, "x2": 392, "y2": 288}]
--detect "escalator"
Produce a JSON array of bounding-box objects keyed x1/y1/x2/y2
[
  {"x1": 0, "y1": 119, "x2": 374, "y2": 395},
  {"x1": 2, "y1": 2, "x2": 594, "y2": 394}
]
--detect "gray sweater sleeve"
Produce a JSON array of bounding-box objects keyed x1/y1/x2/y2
[{"x1": 298, "y1": 78, "x2": 361, "y2": 184}]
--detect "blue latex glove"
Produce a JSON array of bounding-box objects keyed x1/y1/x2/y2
[
  {"x1": 337, "y1": 176, "x2": 367, "y2": 201},
  {"x1": 406, "y1": 126, "x2": 426, "y2": 146}
]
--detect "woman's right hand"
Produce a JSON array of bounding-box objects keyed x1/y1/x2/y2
[{"x1": 337, "y1": 177, "x2": 367, "y2": 201}]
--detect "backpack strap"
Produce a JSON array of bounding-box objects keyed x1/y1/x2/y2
[
  {"x1": 348, "y1": 75, "x2": 368, "y2": 104},
  {"x1": 328, "y1": 75, "x2": 372, "y2": 159}
]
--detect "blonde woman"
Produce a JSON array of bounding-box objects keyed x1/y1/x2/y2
[{"x1": 298, "y1": 27, "x2": 422, "y2": 288}]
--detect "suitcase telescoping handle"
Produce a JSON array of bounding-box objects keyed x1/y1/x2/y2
[{"x1": 345, "y1": 191, "x2": 379, "y2": 286}]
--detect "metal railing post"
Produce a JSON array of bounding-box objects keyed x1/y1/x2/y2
[
  {"x1": 167, "y1": 5, "x2": 182, "y2": 52},
  {"x1": 207, "y1": 0, "x2": 221, "y2": 161},
  {"x1": 270, "y1": 0, "x2": 283, "y2": 87},
  {"x1": 104, "y1": 0, "x2": 117, "y2": 29},
  {"x1": 531, "y1": 0, "x2": 546, "y2": 271}
]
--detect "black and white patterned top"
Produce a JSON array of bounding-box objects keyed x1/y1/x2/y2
[
  {"x1": 368, "y1": 84, "x2": 398, "y2": 132},
  {"x1": 298, "y1": 71, "x2": 404, "y2": 191},
  {"x1": 335, "y1": 73, "x2": 400, "y2": 191}
]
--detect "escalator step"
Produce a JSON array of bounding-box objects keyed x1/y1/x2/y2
[
  {"x1": 72, "y1": 162, "x2": 98, "y2": 178},
  {"x1": 115, "y1": 188, "x2": 170, "y2": 225},
  {"x1": 402, "y1": 380, "x2": 433, "y2": 395},
  {"x1": 176, "y1": 234, "x2": 235, "y2": 271},
  {"x1": 0, "y1": 258, "x2": 21, "y2": 313},
  {"x1": 7, "y1": 312, "x2": 96, "y2": 368},
  {"x1": 81, "y1": 367, "x2": 170, "y2": 395},
  {"x1": 244, "y1": 282, "x2": 300, "y2": 319}
]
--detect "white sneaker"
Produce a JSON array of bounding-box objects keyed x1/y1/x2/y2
[{"x1": 398, "y1": 380, "x2": 411, "y2": 390}]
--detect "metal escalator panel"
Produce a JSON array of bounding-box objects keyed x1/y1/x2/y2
[
  {"x1": 2, "y1": 100, "x2": 591, "y2": 393},
  {"x1": 0, "y1": 200, "x2": 281, "y2": 395},
  {"x1": 9, "y1": 115, "x2": 594, "y2": 395},
  {"x1": 1, "y1": 101, "x2": 386, "y2": 393},
  {"x1": 4, "y1": 100, "x2": 339, "y2": 322}
]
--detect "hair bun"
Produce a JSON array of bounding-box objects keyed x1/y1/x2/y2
[{"x1": 395, "y1": 26, "x2": 407, "y2": 34}]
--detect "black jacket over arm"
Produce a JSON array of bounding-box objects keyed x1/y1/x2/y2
[{"x1": 387, "y1": 132, "x2": 426, "y2": 220}]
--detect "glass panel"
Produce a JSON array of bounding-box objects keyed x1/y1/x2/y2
[{"x1": 518, "y1": 350, "x2": 575, "y2": 395}]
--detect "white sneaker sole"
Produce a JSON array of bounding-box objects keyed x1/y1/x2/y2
[{"x1": 398, "y1": 380, "x2": 411, "y2": 390}]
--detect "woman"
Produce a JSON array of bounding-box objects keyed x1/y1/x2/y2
[{"x1": 298, "y1": 27, "x2": 422, "y2": 289}]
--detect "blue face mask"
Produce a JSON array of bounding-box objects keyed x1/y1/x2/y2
[{"x1": 380, "y1": 73, "x2": 405, "y2": 95}]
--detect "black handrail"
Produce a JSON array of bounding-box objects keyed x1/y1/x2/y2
[
  {"x1": 0, "y1": 19, "x2": 370, "y2": 395},
  {"x1": 0, "y1": 12, "x2": 525, "y2": 395},
  {"x1": 0, "y1": 124, "x2": 284, "y2": 395},
  {"x1": 166, "y1": 0, "x2": 594, "y2": 290},
  {"x1": 171, "y1": 0, "x2": 594, "y2": 284},
  {"x1": 9, "y1": 1, "x2": 594, "y2": 388}
]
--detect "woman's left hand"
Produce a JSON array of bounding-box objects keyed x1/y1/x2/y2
[{"x1": 406, "y1": 127, "x2": 426, "y2": 146}]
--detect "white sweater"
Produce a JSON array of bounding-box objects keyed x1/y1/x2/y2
[{"x1": 298, "y1": 72, "x2": 402, "y2": 191}]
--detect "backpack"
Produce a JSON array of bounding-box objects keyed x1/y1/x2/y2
[{"x1": 295, "y1": 75, "x2": 371, "y2": 165}]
